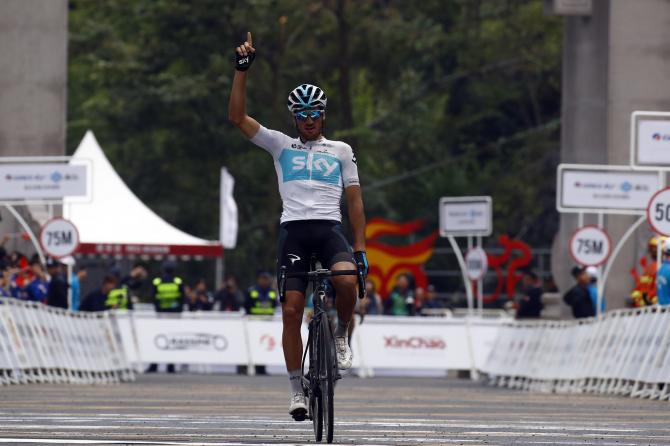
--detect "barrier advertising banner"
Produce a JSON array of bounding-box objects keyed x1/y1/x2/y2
[
  {"x1": 133, "y1": 316, "x2": 248, "y2": 364},
  {"x1": 245, "y1": 319, "x2": 312, "y2": 368},
  {"x1": 355, "y1": 319, "x2": 478, "y2": 370}
]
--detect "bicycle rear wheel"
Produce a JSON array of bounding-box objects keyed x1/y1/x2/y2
[{"x1": 319, "y1": 315, "x2": 336, "y2": 443}]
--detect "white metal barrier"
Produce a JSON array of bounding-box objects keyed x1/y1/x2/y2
[
  {"x1": 481, "y1": 306, "x2": 670, "y2": 401},
  {"x1": 117, "y1": 312, "x2": 508, "y2": 377},
  {"x1": 0, "y1": 298, "x2": 135, "y2": 385}
]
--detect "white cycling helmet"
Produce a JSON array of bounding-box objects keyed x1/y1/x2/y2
[{"x1": 287, "y1": 84, "x2": 327, "y2": 113}]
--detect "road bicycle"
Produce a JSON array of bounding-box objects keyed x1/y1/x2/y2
[{"x1": 278, "y1": 258, "x2": 365, "y2": 443}]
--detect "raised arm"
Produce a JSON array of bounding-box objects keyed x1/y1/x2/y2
[{"x1": 228, "y1": 31, "x2": 261, "y2": 139}]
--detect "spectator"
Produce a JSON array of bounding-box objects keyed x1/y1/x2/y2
[
  {"x1": 517, "y1": 269, "x2": 542, "y2": 319},
  {"x1": 45, "y1": 258, "x2": 69, "y2": 309},
  {"x1": 0, "y1": 239, "x2": 7, "y2": 269},
  {"x1": 656, "y1": 239, "x2": 670, "y2": 306},
  {"x1": 188, "y1": 278, "x2": 214, "y2": 311},
  {"x1": 420, "y1": 284, "x2": 444, "y2": 313},
  {"x1": 70, "y1": 264, "x2": 88, "y2": 311},
  {"x1": 361, "y1": 279, "x2": 382, "y2": 315},
  {"x1": 24, "y1": 260, "x2": 48, "y2": 303},
  {"x1": 385, "y1": 273, "x2": 416, "y2": 316},
  {"x1": 585, "y1": 266, "x2": 605, "y2": 313},
  {"x1": 106, "y1": 273, "x2": 134, "y2": 311},
  {"x1": 245, "y1": 271, "x2": 278, "y2": 316},
  {"x1": 0, "y1": 265, "x2": 11, "y2": 297},
  {"x1": 121, "y1": 262, "x2": 149, "y2": 304},
  {"x1": 215, "y1": 275, "x2": 244, "y2": 311},
  {"x1": 80, "y1": 275, "x2": 118, "y2": 312},
  {"x1": 414, "y1": 286, "x2": 426, "y2": 315},
  {"x1": 147, "y1": 260, "x2": 185, "y2": 373},
  {"x1": 8, "y1": 253, "x2": 29, "y2": 300},
  {"x1": 563, "y1": 266, "x2": 595, "y2": 319}
]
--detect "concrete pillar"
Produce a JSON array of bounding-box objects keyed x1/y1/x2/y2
[
  {"x1": 0, "y1": 0, "x2": 68, "y2": 254},
  {"x1": 553, "y1": 0, "x2": 670, "y2": 310},
  {"x1": 604, "y1": 0, "x2": 670, "y2": 309},
  {"x1": 552, "y1": 0, "x2": 610, "y2": 307}
]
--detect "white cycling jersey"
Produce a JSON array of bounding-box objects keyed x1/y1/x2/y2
[{"x1": 250, "y1": 125, "x2": 360, "y2": 223}]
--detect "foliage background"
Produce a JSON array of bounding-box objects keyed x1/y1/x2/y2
[{"x1": 67, "y1": 0, "x2": 562, "y2": 289}]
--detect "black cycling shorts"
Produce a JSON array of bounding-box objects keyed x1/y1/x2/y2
[{"x1": 277, "y1": 219, "x2": 355, "y2": 295}]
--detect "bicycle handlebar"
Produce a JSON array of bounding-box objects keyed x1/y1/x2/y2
[{"x1": 278, "y1": 264, "x2": 366, "y2": 302}]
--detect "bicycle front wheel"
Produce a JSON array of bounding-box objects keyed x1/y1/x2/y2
[
  {"x1": 319, "y1": 315, "x2": 336, "y2": 443},
  {"x1": 310, "y1": 322, "x2": 323, "y2": 442}
]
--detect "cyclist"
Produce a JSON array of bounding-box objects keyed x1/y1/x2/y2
[{"x1": 228, "y1": 32, "x2": 368, "y2": 419}]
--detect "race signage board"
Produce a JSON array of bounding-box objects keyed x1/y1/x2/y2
[
  {"x1": 569, "y1": 225, "x2": 611, "y2": 266},
  {"x1": 439, "y1": 196, "x2": 492, "y2": 237},
  {"x1": 630, "y1": 111, "x2": 670, "y2": 170},
  {"x1": 647, "y1": 187, "x2": 670, "y2": 236},
  {"x1": 465, "y1": 247, "x2": 488, "y2": 280},
  {"x1": 0, "y1": 163, "x2": 88, "y2": 201},
  {"x1": 557, "y1": 164, "x2": 661, "y2": 215},
  {"x1": 39, "y1": 218, "x2": 80, "y2": 259}
]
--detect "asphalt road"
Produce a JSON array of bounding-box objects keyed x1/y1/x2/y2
[{"x1": 0, "y1": 373, "x2": 667, "y2": 445}]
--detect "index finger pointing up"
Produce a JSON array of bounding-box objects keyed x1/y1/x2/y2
[{"x1": 247, "y1": 31, "x2": 253, "y2": 45}]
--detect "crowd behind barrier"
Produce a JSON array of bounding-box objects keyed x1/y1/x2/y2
[
  {"x1": 0, "y1": 297, "x2": 134, "y2": 385},
  {"x1": 481, "y1": 305, "x2": 670, "y2": 401}
]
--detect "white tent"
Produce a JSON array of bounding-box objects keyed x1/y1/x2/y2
[{"x1": 64, "y1": 131, "x2": 222, "y2": 258}]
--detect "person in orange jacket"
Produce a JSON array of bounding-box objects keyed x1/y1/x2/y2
[{"x1": 630, "y1": 236, "x2": 665, "y2": 307}]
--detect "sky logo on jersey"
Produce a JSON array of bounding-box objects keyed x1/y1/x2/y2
[{"x1": 279, "y1": 149, "x2": 341, "y2": 184}]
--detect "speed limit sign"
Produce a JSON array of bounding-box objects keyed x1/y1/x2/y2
[
  {"x1": 39, "y1": 218, "x2": 80, "y2": 259},
  {"x1": 647, "y1": 187, "x2": 670, "y2": 236},
  {"x1": 569, "y1": 225, "x2": 611, "y2": 266}
]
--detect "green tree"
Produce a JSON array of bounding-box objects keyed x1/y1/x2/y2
[{"x1": 68, "y1": 0, "x2": 562, "y2": 287}]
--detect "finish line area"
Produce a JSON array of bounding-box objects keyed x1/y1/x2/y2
[{"x1": 0, "y1": 375, "x2": 668, "y2": 446}]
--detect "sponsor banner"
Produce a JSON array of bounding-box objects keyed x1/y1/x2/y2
[
  {"x1": 355, "y1": 319, "x2": 499, "y2": 370},
  {"x1": 439, "y1": 197, "x2": 492, "y2": 236},
  {"x1": 558, "y1": 167, "x2": 659, "y2": 213},
  {"x1": 133, "y1": 317, "x2": 247, "y2": 364},
  {"x1": 246, "y1": 319, "x2": 311, "y2": 368},
  {"x1": 0, "y1": 164, "x2": 88, "y2": 200},
  {"x1": 637, "y1": 119, "x2": 670, "y2": 166}
]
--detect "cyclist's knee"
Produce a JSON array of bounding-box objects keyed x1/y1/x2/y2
[
  {"x1": 331, "y1": 274, "x2": 357, "y2": 291},
  {"x1": 282, "y1": 304, "x2": 303, "y2": 327}
]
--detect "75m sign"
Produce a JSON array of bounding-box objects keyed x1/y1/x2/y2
[
  {"x1": 39, "y1": 218, "x2": 80, "y2": 259},
  {"x1": 569, "y1": 226, "x2": 612, "y2": 267}
]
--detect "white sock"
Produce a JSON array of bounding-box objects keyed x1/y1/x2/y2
[{"x1": 288, "y1": 368, "x2": 303, "y2": 394}]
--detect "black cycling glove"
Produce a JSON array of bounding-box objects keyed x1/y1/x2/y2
[
  {"x1": 354, "y1": 251, "x2": 369, "y2": 277},
  {"x1": 235, "y1": 51, "x2": 255, "y2": 72}
]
